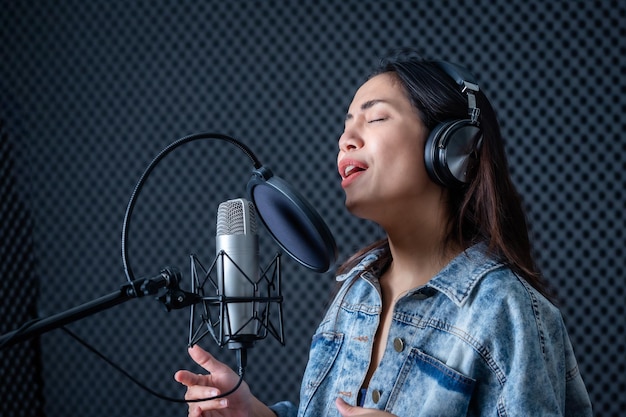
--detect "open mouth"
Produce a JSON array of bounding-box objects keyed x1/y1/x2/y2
[
  {"x1": 339, "y1": 159, "x2": 368, "y2": 180},
  {"x1": 343, "y1": 164, "x2": 366, "y2": 178}
]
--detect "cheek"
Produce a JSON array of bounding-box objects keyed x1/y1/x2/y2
[
  {"x1": 385, "y1": 136, "x2": 425, "y2": 168},
  {"x1": 385, "y1": 146, "x2": 432, "y2": 190}
]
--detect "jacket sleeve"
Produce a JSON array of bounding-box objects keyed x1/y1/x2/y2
[
  {"x1": 495, "y1": 280, "x2": 593, "y2": 416},
  {"x1": 268, "y1": 401, "x2": 298, "y2": 417},
  {"x1": 562, "y1": 327, "x2": 594, "y2": 416}
]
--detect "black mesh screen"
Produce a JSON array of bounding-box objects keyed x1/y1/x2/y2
[{"x1": 1, "y1": 1, "x2": 624, "y2": 416}]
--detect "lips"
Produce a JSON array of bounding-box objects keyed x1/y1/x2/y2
[{"x1": 338, "y1": 158, "x2": 368, "y2": 187}]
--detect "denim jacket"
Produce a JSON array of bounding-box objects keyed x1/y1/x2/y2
[{"x1": 270, "y1": 244, "x2": 592, "y2": 416}]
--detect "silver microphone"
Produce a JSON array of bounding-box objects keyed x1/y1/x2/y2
[{"x1": 216, "y1": 198, "x2": 259, "y2": 349}]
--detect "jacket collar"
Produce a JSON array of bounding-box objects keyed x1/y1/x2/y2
[
  {"x1": 336, "y1": 243, "x2": 505, "y2": 308},
  {"x1": 426, "y1": 244, "x2": 505, "y2": 307}
]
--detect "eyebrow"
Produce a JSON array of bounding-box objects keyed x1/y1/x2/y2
[{"x1": 345, "y1": 99, "x2": 389, "y2": 121}]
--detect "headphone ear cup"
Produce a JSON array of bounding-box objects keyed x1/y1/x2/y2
[
  {"x1": 424, "y1": 119, "x2": 483, "y2": 187},
  {"x1": 424, "y1": 121, "x2": 452, "y2": 187}
]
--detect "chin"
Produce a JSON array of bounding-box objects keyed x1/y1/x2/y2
[{"x1": 344, "y1": 197, "x2": 360, "y2": 216}]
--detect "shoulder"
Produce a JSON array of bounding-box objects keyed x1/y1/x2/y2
[
  {"x1": 431, "y1": 243, "x2": 561, "y2": 321},
  {"x1": 464, "y1": 265, "x2": 570, "y2": 367},
  {"x1": 472, "y1": 266, "x2": 562, "y2": 326},
  {"x1": 430, "y1": 244, "x2": 566, "y2": 352}
]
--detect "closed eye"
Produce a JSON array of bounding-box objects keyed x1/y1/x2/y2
[{"x1": 368, "y1": 117, "x2": 387, "y2": 123}]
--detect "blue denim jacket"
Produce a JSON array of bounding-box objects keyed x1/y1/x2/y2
[{"x1": 270, "y1": 244, "x2": 592, "y2": 416}]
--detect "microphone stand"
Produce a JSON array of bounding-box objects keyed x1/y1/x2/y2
[{"x1": 0, "y1": 267, "x2": 199, "y2": 350}]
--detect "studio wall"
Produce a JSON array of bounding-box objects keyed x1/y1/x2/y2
[{"x1": 1, "y1": 1, "x2": 624, "y2": 416}]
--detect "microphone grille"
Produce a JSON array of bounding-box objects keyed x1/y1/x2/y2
[{"x1": 216, "y1": 198, "x2": 257, "y2": 236}]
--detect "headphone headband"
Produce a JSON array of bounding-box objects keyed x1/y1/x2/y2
[{"x1": 434, "y1": 61, "x2": 481, "y2": 124}]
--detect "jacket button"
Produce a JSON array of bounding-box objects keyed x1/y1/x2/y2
[
  {"x1": 393, "y1": 337, "x2": 404, "y2": 352},
  {"x1": 372, "y1": 389, "x2": 381, "y2": 404}
]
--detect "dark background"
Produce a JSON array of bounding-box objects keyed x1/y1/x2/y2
[{"x1": 1, "y1": 1, "x2": 624, "y2": 416}]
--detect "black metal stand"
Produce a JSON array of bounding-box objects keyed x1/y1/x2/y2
[{"x1": 0, "y1": 267, "x2": 199, "y2": 350}]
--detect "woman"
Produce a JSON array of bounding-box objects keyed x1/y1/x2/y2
[{"x1": 175, "y1": 51, "x2": 592, "y2": 416}]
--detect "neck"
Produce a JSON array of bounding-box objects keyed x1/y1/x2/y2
[
  {"x1": 381, "y1": 208, "x2": 461, "y2": 291},
  {"x1": 386, "y1": 238, "x2": 456, "y2": 288}
]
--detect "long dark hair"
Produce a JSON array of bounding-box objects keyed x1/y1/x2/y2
[{"x1": 337, "y1": 50, "x2": 550, "y2": 298}]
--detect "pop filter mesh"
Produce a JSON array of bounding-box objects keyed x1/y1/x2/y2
[{"x1": 250, "y1": 177, "x2": 334, "y2": 273}]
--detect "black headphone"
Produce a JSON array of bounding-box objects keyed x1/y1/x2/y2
[{"x1": 424, "y1": 61, "x2": 483, "y2": 187}]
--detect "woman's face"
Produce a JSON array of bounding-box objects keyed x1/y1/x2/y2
[{"x1": 337, "y1": 72, "x2": 443, "y2": 224}]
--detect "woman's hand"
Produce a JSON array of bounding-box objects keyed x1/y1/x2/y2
[
  {"x1": 174, "y1": 345, "x2": 273, "y2": 417},
  {"x1": 336, "y1": 397, "x2": 398, "y2": 417}
]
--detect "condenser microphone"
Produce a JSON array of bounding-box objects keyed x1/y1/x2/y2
[{"x1": 216, "y1": 198, "x2": 260, "y2": 349}]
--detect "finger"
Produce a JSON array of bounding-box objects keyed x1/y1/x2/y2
[
  {"x1": 174, "y1": 370, "x2": 210, "y2": 387},
  {"x1": 188, "y1": 345, "x2": 224, "y2": 373},
  {"x1": 188, "y1": 399, "x2": 228, "y2": 417},
  {"x1": 336, "y1": 397, "x2": 361, "y2": 416},
  {"x1": 189, "y1": 405, "x2": 202, "y2": 417},
  {"x1": 183, "y1": 384, "x2": 221, "y2": 402},
  {"x1": 185, "y1": 394, "x2": 229, "y2": 414}
]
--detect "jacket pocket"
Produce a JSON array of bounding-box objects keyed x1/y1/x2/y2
[
  {"x1": 387, "y1": 347, "x2": 476, "y2": 416},
  {"x1": 299, "y1": 332, "x2": 344, "y2": 412}
]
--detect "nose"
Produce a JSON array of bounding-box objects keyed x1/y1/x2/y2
[{"x1": 338, "y1": 125, "x2": 363, "y2": 153}]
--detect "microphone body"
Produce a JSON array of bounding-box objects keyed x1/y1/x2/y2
[{"x1": 216, "y1": 198, "x2": 259, "y2": 349}]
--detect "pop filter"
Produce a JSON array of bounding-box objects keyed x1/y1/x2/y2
[{"x1": 247, "y1": 166, "x2": 337, "y2": 273}]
